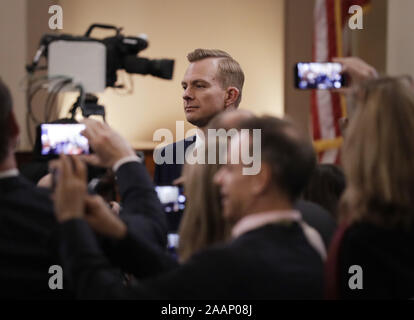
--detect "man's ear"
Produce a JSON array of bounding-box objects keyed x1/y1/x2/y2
[{"x1": 224, "y1": 87, "x2": 240, "y2": 108}]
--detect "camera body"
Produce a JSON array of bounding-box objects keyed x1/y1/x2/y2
[{"x1": 30, "y1": 24, "x2": 174, "y2": 91}]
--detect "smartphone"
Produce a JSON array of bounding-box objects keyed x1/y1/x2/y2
[
  {"x1": 167, "y1": 233, "x2": 180, "y2": 258},
  {"x1": 294, "y1": 62, "x2": 347, "y2": 89},
  {"x1": 155, "y1": 185, "x2": 186, "y2": 233},
  {"x1": 155, "y1": 185, "x2": 186, "y2": 214},
  {"x1": 38, "y1": 123, "x2": 90, "y2": 156}
]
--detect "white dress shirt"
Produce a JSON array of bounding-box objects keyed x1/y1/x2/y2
[
  {"x1": 231, "y1": 210, "x2": 327, "y2": 261},
  {"x1": 0, "y1": 168, "x2": 19, "y2": 180}
]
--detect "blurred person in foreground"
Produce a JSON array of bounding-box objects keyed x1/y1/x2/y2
[
  {"x1": 326, "y1": 77, "x2": 414, "y2": 299},
  {"x1": 209, "y1": 110, "x2": 336, "y2": 248},
  {"x1": 178, "y1": 109, "x2": 259, "y2": 261},
  {"x1": 51, "y1": 115, "x2": 324, "y2": 299}
]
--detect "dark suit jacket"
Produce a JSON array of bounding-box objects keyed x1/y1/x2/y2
[
  {"x1": 0, "y1": 175, "x2": 71, "y2": 299},
  {"x1": 336, "y1": 223, "x2": 414, "y2": 299},
  {"x1": 153, "y1": 136, "x2": 196, "y2": 185},
  {"x1": 115, "y1": 161, "x2": 167, "y2": 248},
  {"x1": 0, "y1": 161, "x2": 167, "y2": 299},
  {"x1": 295, "y1": 200, "x2": 337, "y2": 248},
  {"x1": 104, "y1": 161, "x2": 169, "y2": 273},
  {"x1": 59, "y1": 219, "x2": 324, "y2": 299}
]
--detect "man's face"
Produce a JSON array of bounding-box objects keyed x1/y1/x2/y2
[
  {"x1": 181, "y1": 58, "x2": 227, "y2": 128},
  {"x1": 213, "y1": 135, "x2": 254, "y2": 223}
]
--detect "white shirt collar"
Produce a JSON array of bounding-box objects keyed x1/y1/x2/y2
[
  {"x1": 0, "y1": 168, "x2": 19, "y2": 180},
  {"x1": 231, "y1": 209, "x2": 327, "y2": 261},
  {"x1": 231, "y1": 210, "x2": 302, "y2": 238}
]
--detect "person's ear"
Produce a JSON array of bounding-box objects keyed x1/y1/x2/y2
[
  {"x1": 224, "y1": 87, "x2": 240, "y2": 108},
  {"x1": 338, "y1": 117, "x2": 349, "y2": 136},
  {"x1": 250, "y1": 162, "x2": 271, "y2": 196},
  {"x1": 8, "y1": 111, "x2": 20, "y2": 139}
]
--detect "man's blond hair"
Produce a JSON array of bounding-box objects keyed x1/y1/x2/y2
[{"x1": 187, "y1": 49, "x2": 244, "y2": 107}]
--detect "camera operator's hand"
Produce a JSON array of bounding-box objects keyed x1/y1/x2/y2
[
  {"x1": 81, "y1": 119, "x2": 136, "y2": 169},
  {"x1": 84, "y1": 195, "x2": 127, "y2": 239},
  {"x1": 51, "y1": 155, "x2": 88, "y2": 222},
  {"x1": 333, "y1": 56, "x2": 378, "y2": 88}
]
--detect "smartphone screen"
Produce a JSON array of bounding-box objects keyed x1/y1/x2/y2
[
  {"x1": 155, "y1": 186, "x2": 186, "y2": 213},
  {"x1": 294, "y1": 62, "x2": 346, "y2": 89},
  {"x1": 40, "y1": 123, "x2": 90, "y2": 156},
  {"x1": 155, "y1": 185, "x2": 186, "y2": 233},
  {"x1": 167, "y1": 233, "x2": 180, "y2": 258}
]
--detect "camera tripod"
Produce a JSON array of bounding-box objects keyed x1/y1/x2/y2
[{"x1": 69, "y1": 93, "x2": 106, "y2": 122}]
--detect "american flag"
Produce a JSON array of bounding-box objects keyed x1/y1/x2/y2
[{"x1": 312, "y1": 0, "x2": 370, "y2": 163}]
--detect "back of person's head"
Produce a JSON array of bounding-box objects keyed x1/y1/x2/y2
[
  {"x1": 208, "y1": 109, "x2": 254, "y2": 130},
  {"x1": 178, "y1": 143, "x2": 230, "y2": 262},
  {"x1": 187, "y1": 49, "x2": 244, "y2": 107},
  {"x1": 302, "y1": 164, "x2": 346, "y2": 219},
  {"x1": 341, "y1": 77, "x2": 414, "y2": 228},
  {"x1": 239, "y1": 116, "x2": 316, "y2": 202},
  {"x1": 0, "y1": 79, "x2": 13, "y2": 163}
]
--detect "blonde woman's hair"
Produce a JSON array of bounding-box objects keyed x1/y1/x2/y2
[
  {"x1": 340, "y1": 77, "x2": 414, "y2": 228},
  {"x1": 178, "y1": 142, "x2": 231, "y2": 262},
  {"x1": 187, "y1": 48, "x2": 244, "y2": 107}
]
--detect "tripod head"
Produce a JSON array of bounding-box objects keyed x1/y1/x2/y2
[{"x1": 70, "y1": 93, "x2": 106, "y2": 122}]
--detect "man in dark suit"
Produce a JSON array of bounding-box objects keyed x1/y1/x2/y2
[
  {"x1": 52, "y1": 115, "x2": 324, "y2": 299},
  {"x1": 0, "y1": 78, "x2": 73, "y2": 298},
  {"x1": 154, "y1": 48, "x2": 245, "y2": 185},
  {"x1": 153, "y1": 135, "x2": 195, "y2": 186},
  {"x1": 210, "y1": 110, "x2": 337, "y2": 249}
]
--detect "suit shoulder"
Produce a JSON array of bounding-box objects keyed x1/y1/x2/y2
[
  {"x1": 1, "y1": 176, "x2": 53, "y2": 207},
  {"x1": 156, "y1": 136, "x2": 196, "y2": 152}
]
